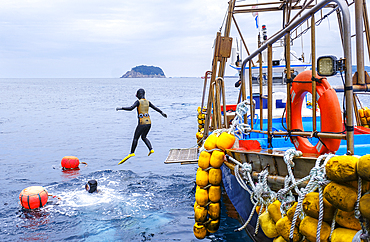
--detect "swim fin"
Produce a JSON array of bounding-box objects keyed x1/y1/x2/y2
[
  {"x1": 118, "y1": 153, "x2": 135, "y2": 165},
  {"x1": 148, "y1": 149, "x2": 154, "y2": 156}
]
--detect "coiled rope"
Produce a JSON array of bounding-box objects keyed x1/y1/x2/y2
[{"x1": 229, "y1": 100, "x2": 251, "y2": 138}]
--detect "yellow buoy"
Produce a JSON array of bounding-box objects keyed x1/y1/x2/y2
[
  {"x1": 276, "y1": 216, "x2": 302, "y2": 242},
  {"x1": 302, "y1": 192, "x2": 335, "y2": 222},
  {"x1": 193, "y1": 222, "x2": 207, "y2": 239},
  {"x1": 206, "y1": 219, "x2": 220, "y2": 233},
  {"x1": 204, "y1": 134, "x2": 218, "y2": 150},
  {"x1": 256, "y1": 205, "x2": 265, "y2": 214},
  {"x1": 194, "y1": 201, "x2": 198, "y2": 212},
  {"x1": 208, "y1": 202, "x2": 220, "y2": 220},
  {"x1": 346, "y1": 179, "x2": 370, "y2": 194},
  {"x1": 258, "y1": 211, "x2": 279, "y2": 238},
  {"x1": 325, "y1": 155, "x2": 358, "y2": 182},
  {"x1": 208, "y1": 185, "x2": 221, "y2": 203},
  {"x1": 357, "y1": 154, "x2": 370, "y2": 181},
  {"x1": 267, "y1": 200, "x2": 282, "y2": 223},
  {"x1": 198, "y1": 151, "x2": 211, "y2": 169},
  {"x1": 195, "y1": 187, "x2": 209, "y2": 206},
  {"x1": 359, "y1": 108, "x2": 365, "y2": 118},
  {"x1": 209, "y1": 168, "x2": 222, "y2": 186},
  {"x1": 361, "y1": 117, "x2": 368, "y2": 125},
  {"x1": 331, "y1": 228, "x2": 358, "y2": 242},
  {"x1": 286, "y1": 202, "x2": 301, "y2": 225},
  {"x1": 365, "y1": 109, "x2": 370, "y2": 117},
  {"x1": 210, "y1": 150, "x2": 225, "y2": 168},
  {"x1": 299, "y1": 216, "x2": 331, "y2": 242},
  {"x1": 196, "y1": 132, "x2": 203, "y2": 140},
  {"x1": 196, "y1": 168, "x2": 209, "y2": 188},
  {"x1": 335, "y1": 209, "x2": 361, "y2": 231},
  {"x1": 273, "y1": 236, "x2": 288, "y2": 242},
  {"x1": 216, "y1": 132, "x2": 235, "y2": 150},
  {"x1": 323, "y1": 182, "x2": 357, "y2": 212},
  {"x1": 194, "y1": 205, "x2": 208, "y2": 223},
  {"x1": 359, "y1": 193, "x2": 370, "y2": 220}
]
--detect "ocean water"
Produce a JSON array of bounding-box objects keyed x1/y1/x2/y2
[{"x1": 0, "y1": 77, "x2": 251, "y2": 241}]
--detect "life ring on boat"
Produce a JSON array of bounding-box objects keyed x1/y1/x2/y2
[{"x1": 288, "y1": 70, "x2": 342, "y2": 154}]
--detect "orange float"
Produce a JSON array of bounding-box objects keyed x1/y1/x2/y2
[
  {"x1": 288, "y1": 70, "x2": 342, "y2": 154},
  {"x1": 19, "y1": 186, "x2": 48, "y2": 209},
  {"x1": 61, "y1": 156, "x2": 80, "y2": 169}
]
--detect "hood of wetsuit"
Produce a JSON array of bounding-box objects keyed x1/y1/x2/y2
[
  {"x1": 136, "y1": 88, "x2": 145, "y2": 99},
  {"x1": 85, "y1": 179, "x2": 98, "y2": 193}
]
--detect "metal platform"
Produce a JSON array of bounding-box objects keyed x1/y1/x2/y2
[{"x1": 164, "y1": 147, "x2": 198, "y2": 164}]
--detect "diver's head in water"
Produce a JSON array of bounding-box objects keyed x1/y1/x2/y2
[
  {"x1": 85, "y1": 179, "x2": 98, "y2": 193},
  {"x1": 136, "y1": 88, "x2": 145, "y2": 99}
]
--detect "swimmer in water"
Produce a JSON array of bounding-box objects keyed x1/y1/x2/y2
[
  {"x1": 85, "y1": 179, "x2": 98, "y2": 193},
  {"x1": 116, "y1": 88, "x2": 167, "y2": 164}
]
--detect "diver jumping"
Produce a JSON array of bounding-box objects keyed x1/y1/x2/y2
[{"x1": 116, "y1": 88, "x2": 167, "y2": 164}]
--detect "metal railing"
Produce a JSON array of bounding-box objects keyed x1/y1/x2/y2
[{"x1": 239, "y1": 0, "x2": 354, "y2": 153}]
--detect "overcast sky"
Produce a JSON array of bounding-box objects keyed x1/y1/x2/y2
[{"x1": 0, "y1": 0, "x2": 367, "y2": 78}]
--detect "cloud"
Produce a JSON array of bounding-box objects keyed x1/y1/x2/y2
[{"x1": 0, "y1": 0, "x2": 367, "y2": 78}]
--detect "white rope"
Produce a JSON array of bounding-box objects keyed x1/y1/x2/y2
[
  {"x1": 329, "y1": 209, "x2": 338, "y2": 241},
  {"x1": 288, "y1": 154, "x2": 333, "y2": 241},
  {"x1": 229, "y1": 100, "x2": 251, "y2": 136},
  {"x1": 224, "y1": 126, "x2": 341, "y2": 240},
  {"x1": 231, "y1": 154, "x2": 276, "y2": 232}
]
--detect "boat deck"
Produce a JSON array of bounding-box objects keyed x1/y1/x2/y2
[{"x1": 164, "y1": 147, "x2": 198, "y2": 164}]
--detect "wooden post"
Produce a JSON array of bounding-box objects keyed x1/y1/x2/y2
[
  {"x1": 363, "y1": 0, "x2": 370, "y2": 61},
  {"x1": 356, "y1": 0, "x2": 365, "y2": 85}
]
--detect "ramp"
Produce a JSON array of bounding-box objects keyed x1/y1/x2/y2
[{"x1": 164, "y1": 147, "x2": 198, "y2": 164}]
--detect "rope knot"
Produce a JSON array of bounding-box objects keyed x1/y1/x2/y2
[
  {"x1": 241, "y1": 163, "x2": 252, "y2": 173},
  {"x1": 283, "y1": 149, "x2": 302, "y2": 167},
  {"x1": 360, "y1": 231, "x2": 370, "y2": 241}
]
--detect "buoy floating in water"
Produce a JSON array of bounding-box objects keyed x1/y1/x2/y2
[
  {"x1": 61, "y1": 156, "x2": 87, "y2": 169},
  {"x1": 19, "y1": 186, "x2": 48, "y2": 210}
]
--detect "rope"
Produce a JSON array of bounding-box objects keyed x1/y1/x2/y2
[
  {"x1": 329, "y1": 209, "x2": 338, "y2": 241},
  {"x1": 287, "y1": 154, "x2": 333, "y2": 241},
  {"x1": 229, "y1": 100, "x2": 251, "y2": 138},
  {"x1": 353, "y1": 177, "x2": 370, "y2": 241},
  {"x1": 226, "y1": 140, "x2": 338, "y2": 239},
  {"x1": 283, "y1": 149, "x2": 303, "y2": 197},
  {"x1": 316, "y1": 186, "x2": 324, "y2": 242},
  {"x1": 230, "y1": 153, "x2": 276, "y2": 232}
]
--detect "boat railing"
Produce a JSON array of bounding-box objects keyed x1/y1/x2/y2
[{"x1": 239, "y1": 0, "x2": 354, "y2": 153}]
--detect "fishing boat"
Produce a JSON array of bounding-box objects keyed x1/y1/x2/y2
[
  {"x1": 166, "y1": 0, "x2": 370, "y2": 241},
  {"x1": 230, "y1": 40, "x2": 311, "y2": 85}
]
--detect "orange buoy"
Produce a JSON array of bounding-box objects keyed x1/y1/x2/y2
[
  {"x1": 19, "y1": 186, "x2": 48, "y2": 209},
  {"x1": 61, "y1": 156, "x2": 80, "y2": 169}
]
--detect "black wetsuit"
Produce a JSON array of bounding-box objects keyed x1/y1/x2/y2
[{"x1": 121, "y1": 99, "x2": 164, "y2": 154}]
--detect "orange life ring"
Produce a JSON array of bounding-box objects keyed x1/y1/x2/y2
[
  {"x1": 19, "y1": 186, "x2": 48, "y2": 209},
  {"x1": 288, "y1": 70, "x2": 342, "y2": 154}
]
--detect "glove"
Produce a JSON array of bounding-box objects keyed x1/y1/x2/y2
[{"x1": 161, "y1": 112, "x2": 167, "y2": 118}]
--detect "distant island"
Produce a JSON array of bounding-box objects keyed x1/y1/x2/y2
[{"x1": 121, "y1": 65, "x2": 166, "y2": 78}]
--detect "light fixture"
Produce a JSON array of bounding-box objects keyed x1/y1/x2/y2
[{"x1": 317, "y1": 55, "x2": 345, "y2": 76}]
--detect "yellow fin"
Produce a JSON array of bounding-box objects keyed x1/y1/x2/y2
[
  {"x1": 148, "y1": 149, "x2": 154, "y2": 156},
  {"x1": 118, "y1": 153, "x2": 135, "y2": 165}
]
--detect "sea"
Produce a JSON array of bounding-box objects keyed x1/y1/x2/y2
[{"x1": 0, "y1": 77, "x2": 252, "y2": 242}]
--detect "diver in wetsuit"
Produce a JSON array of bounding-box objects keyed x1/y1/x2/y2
[{"x1": 116, "y1": 88, "x2": 167, "y2": 164}]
